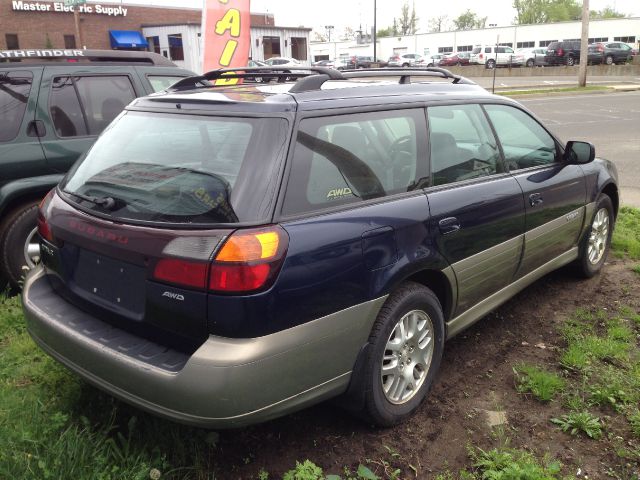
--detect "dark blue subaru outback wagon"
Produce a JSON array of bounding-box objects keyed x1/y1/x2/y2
[{"x1": 22, "y1": 67, "x2": 619, "y2": 428}]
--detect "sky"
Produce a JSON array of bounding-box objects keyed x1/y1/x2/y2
[{"x1": 101, "y1": 0, "x2": 640, "y2": 37}]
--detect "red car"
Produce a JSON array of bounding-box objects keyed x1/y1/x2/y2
[{"x1": 438, "y1": 52, "x2": 470, "y2": 66}]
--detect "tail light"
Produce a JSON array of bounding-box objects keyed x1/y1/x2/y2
[
  {"x1": 37, "y1": 189, "x2": 55, "y2": 243},
  {"x1": 479, "y1": 53, "x2": 484, "y2": 59},
  {"x1": 210, "y1": 227, "x2": 288, "y2": 293},
  {"x1": 557, "y1": 48, "x2": 564, "y2": 56},
  {"x1": 153, "y1": 226, "x2": 289, "y2": 294}
]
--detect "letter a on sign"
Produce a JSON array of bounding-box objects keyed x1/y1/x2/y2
[{"x1": 202, "y1": 0, "x2": 251, "y2": 85}]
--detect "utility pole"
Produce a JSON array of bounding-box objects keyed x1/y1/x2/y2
[
  {"x1": 373, "y1": 0, "x2": 377, "y2": 61},
  {"x1": 325, "y1": 25, "x2": 334, "y2": 43},
  {"x1": 74, "y1": 8, "x2": 83, "y2": 48},
  {"x1": 578, "y1": 0, "x2": 589, "y2": 87}
]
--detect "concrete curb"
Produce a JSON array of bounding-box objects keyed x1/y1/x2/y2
[{"x1": 491, "y1": 84, "x2": 640, "y2": 96}]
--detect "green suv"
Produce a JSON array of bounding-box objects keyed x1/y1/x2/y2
[{"x1": 0, "y1": 49, "x2": 193, "y2": 289}]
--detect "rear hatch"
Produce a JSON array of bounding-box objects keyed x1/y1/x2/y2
[{"x1": 41, "y1": 108, "x2": 290, "y2": 350}]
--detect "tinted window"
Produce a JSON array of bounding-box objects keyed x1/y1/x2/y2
[
  {"x1": 50, "y1": 76, "x2": 136, "y2": 137},
  {"x1": 282, "y1": 110, "x2": 427, "y2": 216},
  {"x1": 485, "y1": 47, "x2": 492, "y2": 53},
  {"x1": 0, "y1": 70, "x2": 32, "y2": 142},
  {"x1": 147, "y1": 75, "x2": 186, "y2": 92},
  {"x1": 49, "y1": 77, "x2": 88, "y2": 137},
  {"x1": 472, "y1": 47, "x2": 481, "y2": 54},
  {"x1": 62, "y1": 112, "x2": 288, "y2": 225},
  {"x1": 484, "y1": 104, "x2": 558, "y2": 170},
  {"x1": 428, "y1": 104, "x2": 501, "y2": 186}
]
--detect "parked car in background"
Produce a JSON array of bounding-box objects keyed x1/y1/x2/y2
[
  {"x1": 470, "y1": 45, "x2": 524, "y2": 68},
  {"x1": 438, "y1": 52, "x2": 470, "y2": 66},
  {"x1": 587, "y1": 42, "x2": 633, "y2": 65},
  {"x1": 544, "y1": 41, "x2": 582, "y2": 66},
  {"x1": 23, "y1": 65, "x2": 619, "y2": 429},
  {"x1": 312, "y1": 58, "x2": 348, "y2": 70},
  {"x1": 264, "y1": 57, "x2": 303, "y2": 68},
  {"x1": 0, "y1": 49, "x2": 193, "y2": 290},
  {"x1": 517, "y1": 47, "x2": 548, "y2": 67},
  {"x1": 425, "y1": 54, "x2": 444, "y2": 67},
  {"x1": 388, "y1": 53, "x2": 424, "y2": 67},
  {"x1": 346, "y1": 55, "x2": 375, "y2": 69},
  {"x1": 247, "y1": 59, "x2": 273, "y2": 82}
]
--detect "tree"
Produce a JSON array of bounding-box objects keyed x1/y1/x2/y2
[
  {"x1": 590, "y1": 6, "x2": 627, "y2": 19},
  {"x1": 452, "y1": 10, "x2": 488, "y2": 30},
  {"x1": 513, "y1": 0, "x2": 581, "y2": 24},
  {"x1": 397, "y1": 2, "x2": 418, "y2": 35},
  {"x1": 341, "y1": 27, "x2": 356, "y2": 41},
  {"x1": 312, "y1": 31, "x2": 327, "y2": 42},
  {"x1": 376, "y1": 26, "x2": 394, "y2": 38},
  {"x1": 428, "y1": 15, "x2": 448, "y2": 33}
]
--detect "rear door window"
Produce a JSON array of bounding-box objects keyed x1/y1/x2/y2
[
  {"x1": 0, "y1": 70, "x2": 33, "y2": 142},
  {"x1": 427, "y1": 104, "x2": 502, "y2": 186},
  {"x1": 49, "y1": 75, "x2": 136, "y2": 137},
  {"x1": 281, "y1": 109, "x2": 427, "y2": 216},
  {"x1": 147, "y1": 75, "x2": 187, "y2": 92}
]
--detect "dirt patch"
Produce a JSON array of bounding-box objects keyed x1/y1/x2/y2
[{"x1": 197, "y1": 259, "x2": 640, "y2": 478}]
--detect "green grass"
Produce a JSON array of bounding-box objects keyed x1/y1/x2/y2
[
  {"x1": 497, "y1": 85, "x2": 609, "y2": 96},
  {"x1": 514, "y1": 365, "x2": 565, "y2": 402},
  {"x1": 0, "y1": 295, "x2": 215, "y2": 480},
  {"x1": 551, "y1": 411, "x2": 603, "y2": 439},
  {"x1": 612, "y1": 207, "x2": 640, "y2": 260},
  {"x1": 467, "y1": 446, "x2": 562, "y2": 479},
  {"x1": 633, "y1": 264, "x2": 640, "y2": 276}
]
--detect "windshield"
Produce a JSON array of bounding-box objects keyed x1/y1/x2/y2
[{"x1": 62, "y1": 111, "x2": 289, "y2": 225}]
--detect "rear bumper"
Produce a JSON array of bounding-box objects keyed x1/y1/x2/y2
[{"x1": 22, "y1": 266, "x2": 385, "y2": 428}]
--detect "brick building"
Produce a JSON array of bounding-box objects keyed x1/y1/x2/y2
[{"x1": 1, "y1": 1, "x2": 309, "y2": 72}]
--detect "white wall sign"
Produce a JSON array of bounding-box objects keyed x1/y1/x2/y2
[{"x1": 12, "y1": 1, "x2": 128, "y2": 17}]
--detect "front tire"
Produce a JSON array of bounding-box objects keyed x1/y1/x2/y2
[
  {"x1": 575, "y1": 194, "x2": 614, "y2": 278},
  {"x1": 1, "y1": 202, "x2": 40, "y2": 289},
  {"x1": 359, "y1": 282, "x2": 445, "y2": 427}
]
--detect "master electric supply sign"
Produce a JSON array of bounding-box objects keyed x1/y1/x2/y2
[{"x1": 12, "y1": 1, "x2": 128, "y2": 16}]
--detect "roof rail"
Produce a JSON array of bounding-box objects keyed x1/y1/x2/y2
[
  {"x1": 169, "y1": 66, "x2": 346, "y2": 91},
  {"x1": 167, "y1": 66, "x2": 476, "y2": 93},
  {"x1": 341, "y1": 67, "x2": 475, "y2": 85},
  {"x1": 0, "y1": 49, "x2": 176, "y2": 66}
]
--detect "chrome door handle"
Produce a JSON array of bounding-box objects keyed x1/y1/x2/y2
[{"x1": 529, "y1": 193, "x2": 544, "y2": 207}]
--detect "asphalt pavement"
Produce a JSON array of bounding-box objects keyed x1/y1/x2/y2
[
  {"x1": 520, "y1": 91, "x2": 640, "y2": 207},
  {"x1": 469, "y1": 74, "x2": 640, "y2": 90}
]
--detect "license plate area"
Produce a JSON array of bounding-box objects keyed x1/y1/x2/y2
[{"x1": 73, "y1": 249, "x2": 146, "y2": 316}]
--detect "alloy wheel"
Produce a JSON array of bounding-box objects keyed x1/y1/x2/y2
[
  {"x1": 381, "y1": 309, "x2": 434, "y2": 405},
  {"x1": 587, "y1": 207, "x2": 609, "y2": 265}
]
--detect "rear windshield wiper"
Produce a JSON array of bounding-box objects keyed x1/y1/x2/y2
[{"x1": 62, "y1": 190, "x2": 120, "y2": 210}]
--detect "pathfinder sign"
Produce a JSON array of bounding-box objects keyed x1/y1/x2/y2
[
  {"x1": 202, "y1": 0, "x2": 251, "y2": 85},
  {"x1": 12, "y1": 1, "x2": 128, "y2": 16}
]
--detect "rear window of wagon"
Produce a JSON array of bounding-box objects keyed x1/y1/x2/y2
[{"x1": 62, "y1": 111, "x2": 289, "y2": 225}]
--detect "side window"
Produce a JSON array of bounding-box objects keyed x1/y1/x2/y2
[
  {"x1": 147, "y1": 75, "x2": 186, "y2": 92},
  {"x1": 0, "y1": 70, "x2": 33, "y2": 142},
  {"x1": 50, "y1": 76, "x2": 136, "y2": 137},
  {"x1": 281, "y1": 109, "x2": 426, "y2": 216},
  {"x1": 484, "y1": 104, "x2": 558, "y2": 170},
  {"x1": 505, "y1": 47, "x2": 514, "y2": 54},
  {"x1": 50, "y1": 77, "x2": 88, "y2": 137},
  {"x1": 485, "y1": 47, "x2": 492, "y2": 53},
  {"x1": 428, "y1": 104, "x2": 501, "y2": 186}
]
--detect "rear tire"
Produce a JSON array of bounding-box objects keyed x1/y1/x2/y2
[
  {"x1": 526, "y1": 59, "x2": 534, "y2": 67},
  {"x1": 358, "y1": 282, "x2": 445, "y2": 427},
  {"x1": 1, "y1": 202, "x2": 40, "y2": 290},
  {"x1": 486, "y1": 59, "x2": 496, "y2": 69},
  {"x1": 605, "y1": 55, "x2": 613, "y2": 65},
  {"x1": 566, "y1": 56, "x2": 576, "y2": 66},
  {"x1": 402, "y1": 63, "x2": 410, "y2": 67},
  {"x1": 575, "y1": 194, "x2": 614, "y2": 278}
]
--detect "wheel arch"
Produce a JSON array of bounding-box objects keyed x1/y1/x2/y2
[
  {"x1": 403, "y1": 269, "x2": 455, "y2": 322},
  {"x1": 0, "y1": 175, "x2": 63, "y2": 222},
  {"x1": 601, "y1": 182, "x2": 619, "y2": 220}
]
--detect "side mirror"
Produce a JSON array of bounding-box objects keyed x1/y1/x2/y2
[{"x1": 564, "y1": 140, "x2": 595, "y2": 164}]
